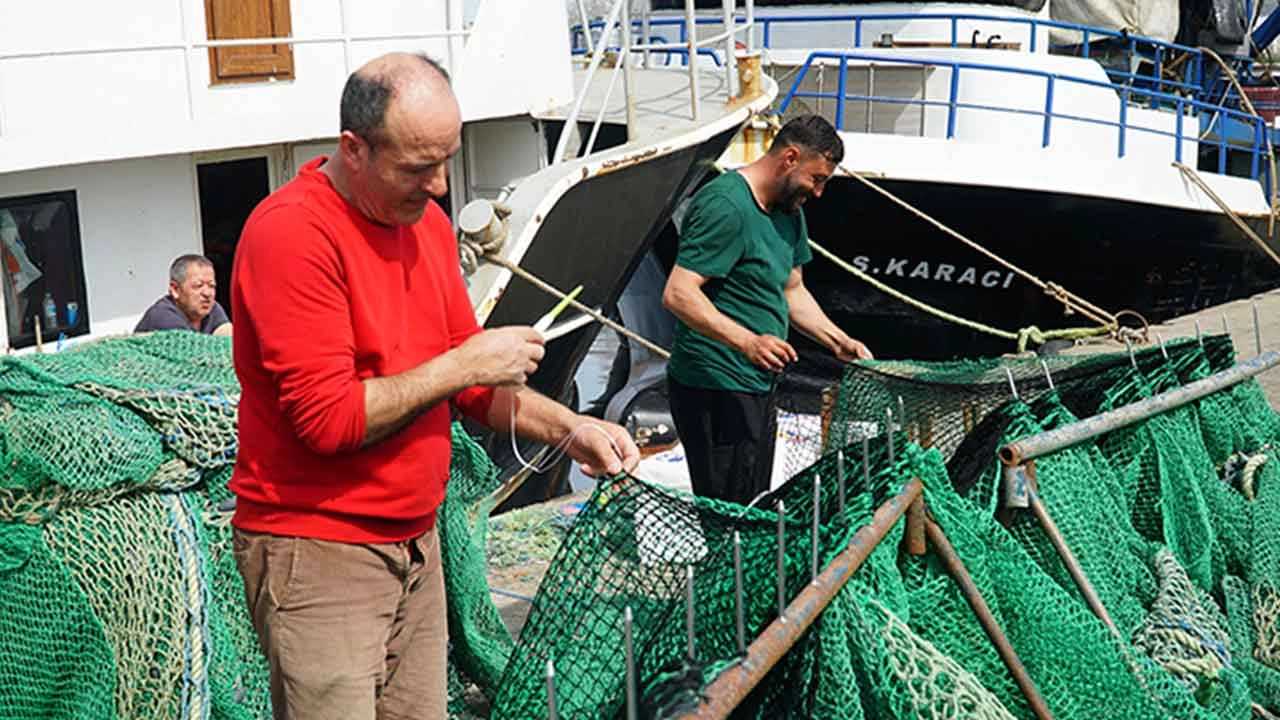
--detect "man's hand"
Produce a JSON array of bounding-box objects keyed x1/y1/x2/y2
[
  {"x1": 565, "y1": 417, "x2": 641, "y2": 477},
  {"x1": 742, "y1": 334, "x2": 797, "y2": 372},
  {"x1": 455, "y1": 327, "x2": 545, "y2": 386},
  {"x1": 834, "y1": 335, "x2": 873, "y2": 362}
]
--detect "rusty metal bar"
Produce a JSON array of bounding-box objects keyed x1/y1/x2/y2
[
  {"x1": 679, "y1": 479, "x2": 923, "y2": 720},
  {"x1": 1027, "y1": 485, "x2": 1121, "y2": 638},
  {"x1": 904, "y1": 496, "x2": 926, "y2": 556},
  {"x1": 925, "y1": 515, "x2": 1056, "y2": 720},
  {"x1": 1000, "y1": 350, "x2": 1280, "y2": 465}
]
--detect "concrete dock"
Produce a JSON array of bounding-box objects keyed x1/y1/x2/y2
[{"x1": 1065, "y1": 288, "x2": 1280, "y2": 408}]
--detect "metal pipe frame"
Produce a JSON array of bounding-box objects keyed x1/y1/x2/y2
[
  {"x1": 924, "y1": 515, "x2": 1056, "y2": 720},
  {"x1": 1001, "y1": 350, "x2": 1280, "y2": 465},
  {"x1": 679, "y1": 479, "x2": 923, "y2": 720}
]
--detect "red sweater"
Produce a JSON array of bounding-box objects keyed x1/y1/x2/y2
[{"x1": 229, "y1": 158, "x2": 494, "y2": 543}]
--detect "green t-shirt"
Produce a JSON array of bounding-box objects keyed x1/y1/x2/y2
[{"x1": 668, "y1": 171, "x2": 812, "y2": 393}]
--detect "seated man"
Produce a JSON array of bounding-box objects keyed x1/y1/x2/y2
[{"x1": 135, "y1": 254, "x2": 232, "y2": 335}]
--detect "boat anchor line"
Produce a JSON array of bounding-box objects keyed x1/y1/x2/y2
[
  {"x1": 849, "y1": 255, "x2": 1017, "y2": 289},
  {"x1": 810, "y1": 239, "x2": 1114, "y2": 353},
  {"x1": 834, "y1": 163, "x2": 1120, "y2": 331}
]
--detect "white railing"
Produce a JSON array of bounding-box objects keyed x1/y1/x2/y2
[
  {"x1": 553, "y1": 0, "x2": 756, "y2": 164},
  {"x1": 0, "y1": 0, "x2": 469, "y2": 135}
]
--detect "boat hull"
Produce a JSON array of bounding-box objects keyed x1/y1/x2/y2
[{"x1": 799, "y1": 175, "x2": 1280, "y2": 359}]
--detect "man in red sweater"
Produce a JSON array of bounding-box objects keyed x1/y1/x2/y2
[{"x1": 230, "y1": 52, "x2": 639, "y2": 719}]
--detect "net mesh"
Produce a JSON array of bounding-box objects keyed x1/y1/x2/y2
[
  {"x1": 9, "y1": 329, "x2": 1280, "y2": 719},
  {"x1": 0, "y1": 333, "x2": 513, "y2": 720},
  {"x1": 488, "y1": 334, "x2": 1280, "y2": 718}
]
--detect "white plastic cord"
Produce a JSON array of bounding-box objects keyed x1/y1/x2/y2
[{"x1": 507, "y1": 400, "x2": 625, "y2": 475}]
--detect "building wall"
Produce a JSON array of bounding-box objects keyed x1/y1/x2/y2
[
  {"x1": 0, "y1": 0, "x2": 573, "y2": 175},
  {"x1": 0, "y1": 155, "x2": 202, "y2": 344}
]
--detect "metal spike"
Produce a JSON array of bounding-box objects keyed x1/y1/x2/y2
[
  {"x1": 1195, "y1": 319, "x2": 1203, "y2": 347},
  {"x1": 861, "y1": 436, "x2": 870, "y2": 490},
  {"x1": 1039, "y1": 359, "x2": 1055, "y2": 392},
  {"x1": 836, "y1": 450, "x2": 846, "y2": 515},
  {"x1": 1155, "y1": 332, "x2": 1169, "y2": 360},
  {"x1": 733, "y1": 532, "x2": 745, "y2": 654},
  {"x1": 685, "y1": 565, "x2": 696, "y2": 660},
  {"x1": 885, "y1": 407, "x2": 895, "y2": 464},
  {"x1": 776, "y1": 500, "x2": 786, "y2": 617},
  {"x1": 811, "y1": 474, "x2": 822, "y2": 581},
  {"x1": 1004, "y1": 366, "x2": 1019, "y2": 400},
  {"x1": 1223, "y1": 313, "x2": 1230, "y2": 338},
  {"x1": 624, "y1": 607, "x2": 638, "y2": 720},
  {"x1": 1254, "y1": 302, "x2": 1263, "y2": 356},
  {"x1": 546, "y1": 659, "x2": 559, "y2": 720},
  {"x1": 897, "y1": 395, "x2": 906, "y2": 440},
  {"x1": 1125, "y1": 338, "x2": 1137, "y2": 369}
]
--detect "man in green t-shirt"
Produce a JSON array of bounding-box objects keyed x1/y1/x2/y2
[{"x1": 661, "y1": 115, "x2": 872, "y2": 505}]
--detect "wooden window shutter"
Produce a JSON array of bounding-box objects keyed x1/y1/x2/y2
[{"x1": 205, "y1": 0, "x2": 295, "y2": 84}]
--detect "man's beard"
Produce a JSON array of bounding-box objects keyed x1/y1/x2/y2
[{"x1": 775, "y1": 180, "x2": 809, "y2": 214}]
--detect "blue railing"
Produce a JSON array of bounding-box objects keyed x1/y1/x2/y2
[
  {"x1": 776, "y1": 51, "x2": 1270, "y2": 193},
  {"x1": 571, "y1": 18, "x2": 723, "y2": 66},
  {"x1": 571, "y1": 12, "x2": 1210, "y2": 100}
]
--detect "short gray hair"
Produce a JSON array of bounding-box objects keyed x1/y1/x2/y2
[{"x1": 170, "y1": 254, "x2": 213, "y2": 284}]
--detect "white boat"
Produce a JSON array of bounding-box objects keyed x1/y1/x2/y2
[{"x1": 633, "y1": 2, "x2": 1280, "y2": 360}]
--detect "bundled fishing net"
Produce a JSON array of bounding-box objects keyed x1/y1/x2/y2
[{"x1": 0, "y1": 333, "x2": 515, "y2": 720}]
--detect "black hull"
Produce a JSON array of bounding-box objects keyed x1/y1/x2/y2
[{"x1": 800, "y1": 177, "x2": 1280, "y2": 360}]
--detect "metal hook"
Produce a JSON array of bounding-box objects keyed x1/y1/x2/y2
[
  {"x1": 811, "y1": 475, "x2": 822, "y2": 581},
  {"x1": 1039, "y1": 359, "x2": 1055, "y2": 392},
  {"x1": 776, "y1": 500, "x2": 786, "y2": 617},
  {"x1": 1254, "y1": 302, "x2": 1263, "y2": 356},
  {"x1": 1155, "y1": 332, "x2": 1168, "y2": 361},
  {"x1": 1195, "y1": 319, "x2": 1203, "y2": 347},
  {"x1": 1004, "y1": 366, "x2": 1019, "y2": 400},
  {"x1": 1125, "y1": 338, "x2": 1137, "y2": 370}
]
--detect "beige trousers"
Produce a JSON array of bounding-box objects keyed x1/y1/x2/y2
[{"x1": 233, "y1": 526, "x2": 448, "y2": 720}]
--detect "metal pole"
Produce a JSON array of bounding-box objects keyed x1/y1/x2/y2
[
  {"x1": 546, "y1": 660, "x2": 559, "y2": 720},
  {"x1": 733, "y1": 532, "x2": 746, "y2": 654},
  {"x1": 836, "y1": 450, "x2": 846, "y2": 515},
  {"x1": 640, "y1": 0, "x2": 651, "y2": 67},
  {"x1": 775, "y1": 500, "x2": 786, "y2": 616},
  {"x1": 686, "y1": 565, "x2": 697, "y2": 659},
  {"x1": 621, "y1": 0, "x2": 637, "y2": 141},
  {"x1": 861, "y1": 436, "x2": 870, "y2": 489},
  {"x1": 679, "y1": 480, "x2": 924, "y2": 720},
  {"x1": 1255, "y1": 301, "x2": 1263, "y2": 355},
  {"x1": 685, "y1": 0, "x2": 701, "y2": 120},
  {"x1": 811, "y1": 475, "x2": 822, "y2": 581},
  {"x1": 904, "y1": 496, "x2": 926, "y2": 555},
  {"x1": 1028, "y1": 486, "x2": 1121, "y2": 638},
  {"x1": 576, "y1": 0, "x2": 595, "y2": 54},
  {"x1": 1040, "y1": 360, "x2": 1055, "y2": 391},
  {"x1": 722, "y1": 0, "x2": 737, "y2": 100},
  {"x1": 624, "y1": 607, "x2": 638, "y2": 720},
  {"x1": 1196, "y1": 319, "x2": 1203, "y2": 346},
  {"x1": 553, "y1": 0, "x2": 627, "y2": 163},
  {"x1": 1005, "y1": 366, "x2": 1019, "y2": 399},
  {"x1": 925, "y1": 516, "x2": 1057, "y2": 720},
  {"x1": 745, "y1": 0, "x2": 756, "y2": 54},
  {"x1": 1001, "y1": 351, "x2": 1280, "y2": 465},
  {"x1": 885, "y1": 407, "x2": 895, "y2": 464}
]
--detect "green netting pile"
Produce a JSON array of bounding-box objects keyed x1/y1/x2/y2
[
  {"x1": 0, "y1": 332, "x2": 514, "y2": 720},
  {"x1": 488, "y1": 334, "x2": 1280, "y2": 718}
]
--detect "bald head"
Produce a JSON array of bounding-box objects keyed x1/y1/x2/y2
[
  {"x1": 340, "y1": 52, "x2": 452, "y2": 149},
  {"x1": 328, "y1": 52, "x2": 462, "y2": 226}
]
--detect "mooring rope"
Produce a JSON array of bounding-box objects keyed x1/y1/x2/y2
[
  {"x1": 835, "y1": 162, "x2": 1121, "y2": 328},
  {"x1": 808, "y1": 238, "x2": 1114, "y2": 352}
]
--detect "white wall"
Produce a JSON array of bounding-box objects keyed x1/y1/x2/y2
[
  {"x1": 0, "y1": 155, "x2": 203, "y2": 345},
  {"x1": 0, "y1": 0, "x2": 574, "y2": 175}
]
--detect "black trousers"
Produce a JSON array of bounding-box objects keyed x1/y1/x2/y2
[{"x1": 667, "y1": 375, "x2": 777, "y2": 506}]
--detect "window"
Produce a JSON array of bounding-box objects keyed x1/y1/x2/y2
[
  {"x1": 0, "y1": 191, "x2": 89, "y2": 350},
  {"x1": 205, "y1": 0, "x2": 295, "y2": 85}
]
